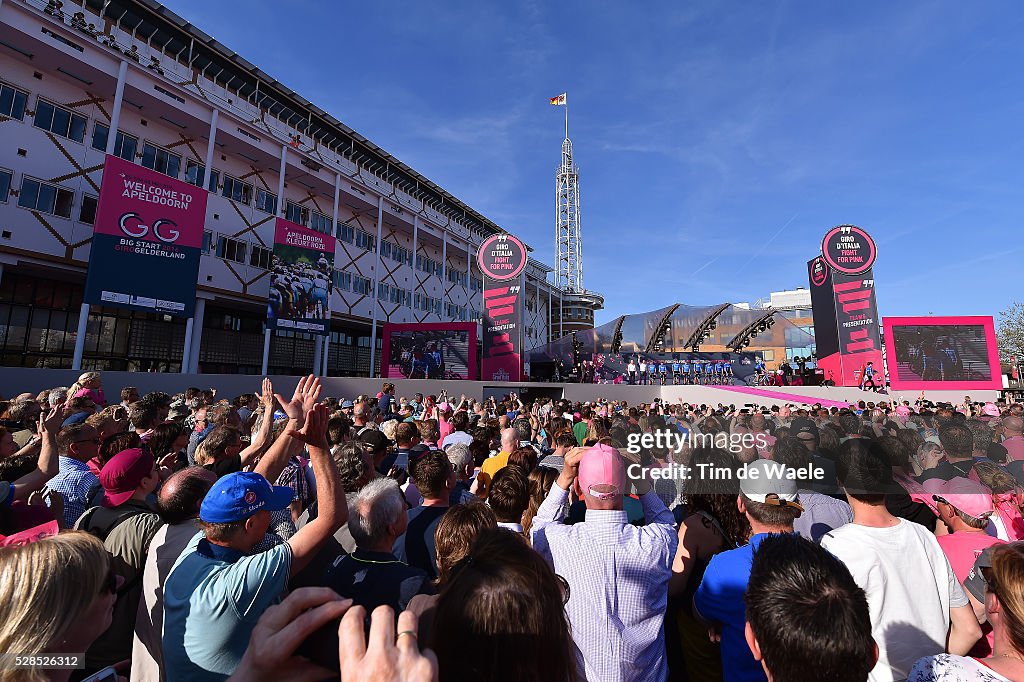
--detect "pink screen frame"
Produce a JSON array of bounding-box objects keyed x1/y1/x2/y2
[
  {"x1": 380, "y1": 322, "x2": 478, "y2": 381},
  {"x1": 882, "y1": 315, "x2": 1001, "y2": 391}
]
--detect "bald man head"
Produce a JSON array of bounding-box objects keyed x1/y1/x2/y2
[
  {"x1": 156, "y1": 466, "x2": 217, "y2": 525},
  {"x1": 500, "y1": 428, "x2": 518, "y2": 453}
]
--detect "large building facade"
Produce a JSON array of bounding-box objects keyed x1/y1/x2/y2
[
  {"x1": 760, "y1": 288, "x2": 816, "y2": 366},
  {"x1": 0, "y1": 0, "x2": 567, "y2": 375}
]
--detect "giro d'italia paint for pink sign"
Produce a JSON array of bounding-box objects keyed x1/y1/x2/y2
[
  {"x1": 478, "y1": 233, "x2": 528, "y2": 382},
  {"x1": 83, "y1": 154, "x2": 208, "y2": 317}
]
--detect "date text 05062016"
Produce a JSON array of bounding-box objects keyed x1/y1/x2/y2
[{"x1": 0, "y1": 653, "x2": 84, "y2": 669}]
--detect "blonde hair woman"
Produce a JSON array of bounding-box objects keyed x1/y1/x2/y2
[
  {"x1": 0, "y1": 532, "x2": 119, "y2": 682},
  {"x1": 68, "y1": 372, "x2": 106, "y2": 409}
]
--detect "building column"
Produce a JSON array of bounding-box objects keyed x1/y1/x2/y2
[
  {"x1": 203, "y1": 108, "x2": 219, "y2": 180},
  {"x1": 368, "y1": 196, "x2": 384, "y2": 378},
  {"x1": 182, "y1": 318, "x2": 194, "y2": 374},
  {"x1": 261, "y1": 329, "x2": 271, "y2": 375},
  {"x1": 441, "y1": 232, "x2": 448, "y2": 318},
  {"x1": 411, "y1": 216, "x2": 419, "y2": 314},
  {"x1": 104, "y1": 61, "x2": 129, "y2": 155},
  {"x1": 323, "y1": 173, "x2": 340, "y2": 377},
  {"x1": 71, "y1": 304, "x2": 90, "y2": 370},
  {"x1": 320, "y1": 335, "x2": 330, "y2": 377},
  {"x1": 188, "y1": 297, "x2": 206, "y2": 373},
  {"x1": 466, "y1": 240, "x2": 472, "y2": 319},
  {"x1": 75, "y1": 60, "x2": 129, "y2": 371},
  {"x1": 261, "y1": 145, "x2": 288, "y2": 376}
]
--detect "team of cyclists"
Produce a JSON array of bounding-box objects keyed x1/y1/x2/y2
[
  {"x1": 268, "y1": 254, "x2": 332, "y2": 323},
  {"x1": 622, "y1": 355, "x2": 739, "y2": 385}
]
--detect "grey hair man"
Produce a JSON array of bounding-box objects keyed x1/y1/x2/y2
[
  {"x1": 323, "y1": 478, "x2": 432, "y2": 614},
  {"x1": 447, "y1": 442, "x2": 476, "y2": 505}
]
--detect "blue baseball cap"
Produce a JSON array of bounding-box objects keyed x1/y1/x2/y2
[{"x1": 200, "y1": 471, "x2": 294, "y2": 523}]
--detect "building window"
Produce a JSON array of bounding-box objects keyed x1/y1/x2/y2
[
  {"x1": 352, "y1": 276, "x2": 372, "y2": 295},
  {"x1": 285, "y1": 202, "x2": 309, "y2": 226},
  {"x1": 332, "y1": 270, "x2": 351, "y2": 291},
  {"x1": 377, "y1": 283, "x2": 410, "y2": 305},
  {"x1": 18, "y1": 177, "x2": 73, "y2": 218},
  {"x1": 416, "y1": 254, "x2": 442, "y2": 277},
  {"x1": 215, "y1": 235, "x2": 247, "y2": 263},
  {"x1": 91, "y1": 123, "x2": 137, "y2": 161},
  {"x1": 382, "y1": 241, "x2": 410, "y2": 265},
  {"x1": 141, "y1": 143, "x2": 181, "y2": 179},
  {"x1": 0, "y1": 169, "x2": 12, "y2": 203},
  {"x1": 249, "y1": 244, "x2": 272, "y2": 270},
  {"x1": 310, "y1": 210, "x2": 333, "y2": 235},
  {"x1": 337, "y1": 222, "x2": 354, "y2": 243},
  {"x1": 447, "y1": 269, "x2": 468, "y2": 286},
  {"x1": 202, "y1": 230, "x2": 214, "y2": 254},
  {"x1": 78, "y1": 194, "x2": 97, "y2": 224},
  {"x1": 184, "y1": 160, "x2": 205, "y2": 188},
  {"x1": 207, "y1": 170, "x2": 220, "y2": 193},
  {"x1": 221, "y1": 175, "x2": 253, "y2": 205},
  {"x1": 33, "y1": 99, "x2": 86, "y2": 143},
  {"x1": 255, "y1": 189, "x2": 277, "y2": 215},
  {"x1": 355, "y1": 230, "x2": 376, "y2": 252},
  {"x1": 0, "y1": 82, "x2": 29, "y2": 120}
]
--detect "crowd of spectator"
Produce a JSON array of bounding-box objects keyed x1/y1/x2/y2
[{"x1": 1, "y1": 372, "x2": 1024, "y2": 681}]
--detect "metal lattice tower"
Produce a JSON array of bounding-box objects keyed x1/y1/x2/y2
[{"x1": 555, "y1": 136, "x2": 583, "y2": 292}]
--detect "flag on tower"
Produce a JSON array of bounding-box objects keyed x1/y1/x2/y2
[{"x1": 549, "y1": 93, "x2": 567, "y2": 106}]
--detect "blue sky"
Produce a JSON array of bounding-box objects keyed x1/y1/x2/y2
[{"x1": 167, "y1": 0, "x2": 1024, "y2": 325}]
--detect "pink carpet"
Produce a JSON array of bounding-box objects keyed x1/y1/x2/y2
[{"x1": 712, "y1": 385, "x2": 852, "y2": 408}]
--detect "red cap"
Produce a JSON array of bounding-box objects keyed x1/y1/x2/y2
[{"x1": 100, "y1": 448, "x2": 155, "y2": 508}]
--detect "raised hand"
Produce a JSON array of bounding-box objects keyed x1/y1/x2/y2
[
  {"x1": 39, "y1": 404, "x2": 67, "y2": 436},
  {"x1": 274, "y1": 375, "x2": 321, "y2": 423},
  {"x1": 228, "y1": 587, "x2": 352, "y2": 682},
  {"x1": 260, "y1": 377, "x2": 275, "y2": 410},
  {"x1": 284, "y1": 403, "x2": 330, "y2": 451},
  {"x1": 339, "y1": 605, "x2": 437, "y2": 682}
]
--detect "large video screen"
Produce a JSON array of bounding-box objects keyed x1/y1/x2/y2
[
  {"x1": 381, "y1": 323, "x2": 477, "y2": 381},
  {"x1": 883, "y1": 316, "x2": 1001, "y2": 390}
]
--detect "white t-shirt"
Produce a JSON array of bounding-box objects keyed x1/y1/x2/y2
[
  {"x1": 909, "y1": 654, "x2": 1012, "y2": 682},
  {"x1": 821, "y1": 519, "x2": 969, "y2": 682}
]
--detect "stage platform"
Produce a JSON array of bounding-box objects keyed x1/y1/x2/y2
[{"x1": 0, "y1": 368, "x2": 999, "y2": 408}]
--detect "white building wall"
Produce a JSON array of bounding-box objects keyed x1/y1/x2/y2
[{"x1": 0, "y1": 0, "x2": 559, "y2": 361}]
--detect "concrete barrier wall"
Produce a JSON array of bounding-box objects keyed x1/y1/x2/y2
[{"x1": 0, "y1": 368, "x2": 998, "y2": 406}]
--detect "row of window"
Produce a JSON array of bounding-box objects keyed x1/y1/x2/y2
[
  {"x1": 2, "y1": 173, "x2": 486, "y2": 302},
  {"x1": 352, "y1": 275, "x2": 372, "y2": 296},
  {"x1": 381, "y1": 240, "x2": 411, "y2": 266},
  {"x1": 5, "y1": 79, "x2": 483, "y2": 270},
  {"x1": 415, "y1": 293, "x2": 442, "y2": 315},
  {"x1": 447, "y1": 269, "x2": 468, "y2": 287},
  {"x1": 415, "y1": 254, "x2": 443, "y2": 278},
  {"x1": 444, "y1": 301, "x2": 473, "y2": 322},
  {"x1": 377, "y1": 283, "x2": 412, "y2": 307}
]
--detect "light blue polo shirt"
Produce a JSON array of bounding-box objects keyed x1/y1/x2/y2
[{"x1": 162, "y1": 531, "x2": 292, "y2": 681}]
